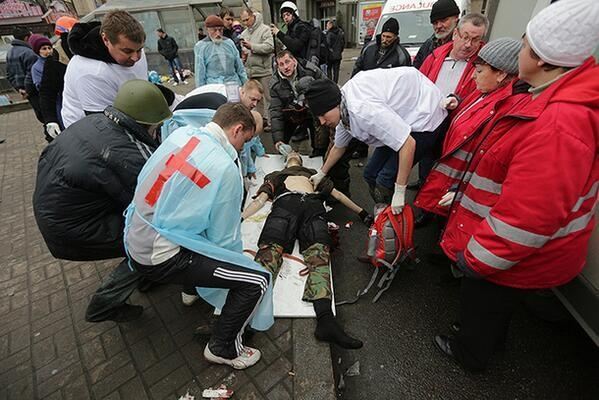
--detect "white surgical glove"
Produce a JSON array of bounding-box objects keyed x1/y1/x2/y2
[
  {"x1": 440, "y1": 96, "x2": 459, "y2": 110},
  {"x1": 45, "y1": 122, "x2": 61, "y2": 139},
  {"x1": 391, "y1": 183, "x2": 407, "y2": 214},
  {"x1": 310, "y1": 170, "x2": 326, "y2": 188},
  {"x1": 438, "y1": 191, "x2": 456, "y2": 207}
]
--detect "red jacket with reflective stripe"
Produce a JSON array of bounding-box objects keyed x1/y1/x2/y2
[
  {"x1": 414, "y1": 80, "x2": 531, "y2": 216},
  {"x1": 418, "y1": 41, "x2": 480, "y2": 99},
  {"x1": 440, "y1": 58, "x2": 599, "y2": 289}
]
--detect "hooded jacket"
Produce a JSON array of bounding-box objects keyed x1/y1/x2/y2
[
  {"x1": 239, "y1": 12, "x2": 274, "y2": 78},
  {"x1": 351, "y1": 34, "x2": 411, "y2": 77},
  {"x1": 33, "y1": 107, "x2": 158, "y2": 261},
  {"x1": 419, "y1": 41, "x2": 481, "y2": 99},
  {"x1": 61, "y1": 22, "x2": 148, "y2": 128},
  {"x1": 441, "y1": 58, "x2": 599, "y2": 289},
  {"x1": 6, "y1": 39, "x2": 38, "y2": 91},
  {"x1": 415, "y1": 80, "x2": 531, "y2": 216}
]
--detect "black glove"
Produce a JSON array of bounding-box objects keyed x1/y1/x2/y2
[{"x1": 359, "y1": 209, "x2": 374, "y2": 226}]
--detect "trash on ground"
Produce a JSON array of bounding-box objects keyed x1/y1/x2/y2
[
  {"x1": 178, "y1": 392, "x2": 195, "y2": 400},
  {"x1": 202, "y1": 385, "x2": 233, "y2": 399},
  {"x1": 345, "y1": 221, "x2": 353, "y2": 229},
  {"x1": 288, "y1": 371, "x2": 295, "y2": 376},
  {"x1": 345, "y1": 361, "x2": 360, "y2": 377},
  {"x1": 357, "y1": 162, "x2": 364, "y2": 167}
]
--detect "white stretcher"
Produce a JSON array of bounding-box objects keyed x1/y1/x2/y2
[{"x1": 240, "y1": 154, "x2": 336, "y2": 318}]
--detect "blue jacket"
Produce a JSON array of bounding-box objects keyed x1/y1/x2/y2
[
  {"x1": 194, "y1": 37, "x2": 248, "y2": 87},
  {"x1": 32, "y1": 56, "x2": 47, "y2": 91},
  {"x1": 124, "y1": 124, "x2": 274, "y2": 330},
  {"x1": 6, "y1": 39, "x2": 37, "y2": 91},
  {"x1": 239, "y1": 136, "x2": 266, "y2": 176}
]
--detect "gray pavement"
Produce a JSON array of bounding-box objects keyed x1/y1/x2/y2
[{"x1": 0, "y1": 83, "x2": 335, "y2": 399}]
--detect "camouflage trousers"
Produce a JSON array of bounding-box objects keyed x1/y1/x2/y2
[{"x1": 255, "y1": 242, "x2": 331, "y2": 301}]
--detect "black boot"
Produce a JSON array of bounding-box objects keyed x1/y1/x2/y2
[{"x1": 313, "y1": 299, "x2": 363, "y2": 349}]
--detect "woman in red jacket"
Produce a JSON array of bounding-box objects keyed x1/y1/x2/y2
[
  {"x1": 433, "y1": 0, "x2": 599, "y2": 372},
  {"x1": 415, "y1": 38, "x2": 531, "y2": 217}
]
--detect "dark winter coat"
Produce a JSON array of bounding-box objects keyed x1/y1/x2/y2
[
  {"x1": 326, "y1": 27, "x2": 345, "y2": 62},
  {"x1": 276, "y1": 17, "x2": 312, "y2": 61},
  {"x1": 39, "y1": 53, "x2": 67, "y2": 126},
  {"x1": 413, "y1": 35, "x2": 450, "y2": 70},
  {"x1": 157, "y1": 34, "x2": 179, "y2": 60},
  {"x1": 6, "y1": 39, "x2": 37, "y2": 91},
  {"x1": 68, "y1": 21, "x2": 117, "y2": 63},
  {"x1": 351, "y1": 35, "x2": 411, "y2": 77},
  {"x1": 33, "y1": 107, "x2": 159, "y2": 261},
  {"x1": 269, "y1": 60, "x2": 325, "y2": 143}
]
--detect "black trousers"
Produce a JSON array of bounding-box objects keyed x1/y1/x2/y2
[
  {"x1": 131, "y1": 248, "x2": 270, "y2": 359},
  {"x1": 327, "y1": 60, "x2": 341, "y2": 83},
  {"x1": 452, "y1": 277, "x2": 527, "y2": 371}
]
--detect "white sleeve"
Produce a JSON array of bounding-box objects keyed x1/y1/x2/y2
[
  {"x1": 334, "y1": 122, "x2": 353, "y2": 148},
  {"x1": 78, "y1": 73, "x2": 119, "y2": 113},
  {"x1": 351, "y1": 100, "x2": 412, "y2": 152}
]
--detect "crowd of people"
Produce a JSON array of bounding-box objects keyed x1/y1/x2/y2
[{"x1": 10, "y1": 0, "x2": 596, "y2": 374}]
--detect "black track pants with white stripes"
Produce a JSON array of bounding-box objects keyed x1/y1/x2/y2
[{"x1": 131, "y1": 248, "x2": 270, "y2": 359}]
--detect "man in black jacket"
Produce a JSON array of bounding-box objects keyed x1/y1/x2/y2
[
  {"x1": 412, "y1": 0, "x2": 460, "y2": 69},
  {"x1": 326, "y1": 20, "x2": 345, "y2": 84},
  {"x1": 270, "y1": 2, "x2": 312, "y2": 63},
  {"x1": 33, "y1": 80, "x2": 172, "y2": 323},
  {"x1": 350, "y1": 17, "x2": 411, "y2": 158},
  {"x1": 270, "y1": 51, "x2": 325, "y2": 149},
  {"x1": 157, "y1": 28, "x2": 187, "y2": 85},
  {"x1": 351, "y1": 18, "x2": 411, "y2": 77}
]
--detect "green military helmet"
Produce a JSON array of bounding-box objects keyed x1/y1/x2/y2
[{"x1": 113, "y1": 79, "x2": 172, "y2": 125}]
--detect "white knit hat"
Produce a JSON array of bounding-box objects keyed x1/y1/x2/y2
[{"x1": 526, "y1": 0, "x2": 599, "y2": 67}]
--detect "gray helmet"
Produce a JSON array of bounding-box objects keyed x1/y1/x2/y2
[{"x1": 113, "y1": 79, "x2": 172, "y2": 124}]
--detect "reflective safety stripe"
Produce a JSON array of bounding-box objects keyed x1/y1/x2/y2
[
  {"x1": 460, "y1": 194, "x2": 491, "y2": 218},
  {"x1": 452, "y1": 149, "x2": 473, "y2": 162},
  {"x1": 467, "y1": 237, "x2": 516, "y2": 270},
  {"x1": 552, "y1": 207, "x2": 596, "y2": 239},
  {"x1": 486, "y1": 215, "x2": 549, "y2": 248},
  {"x1": 435, "y1": 163, "x2": 463, "y2": 179},
  {"x1": 572, "y1": 181, "x2": 599, "y2": 212},
  {"x1": 469, "y1": 173, "x2": 502, "y2": 194}
]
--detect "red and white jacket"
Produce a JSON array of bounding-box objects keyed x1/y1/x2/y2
[
  {"x1": 419, "y1": 41, "x2": 481, "y2": 99},
  {"x1": 414, "y1": 79, "x2": 531, "y2": 216},
  {"x1": 441, "y1": 58, "x2": 599, "y2": 289}
]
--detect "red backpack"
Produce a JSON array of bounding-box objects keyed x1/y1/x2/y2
[{"x1": 337, "y1": 205, "x2": 419, "y2": 305}]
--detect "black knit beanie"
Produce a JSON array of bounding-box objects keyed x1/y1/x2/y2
[
  {"x1": 305, "y1": 79, "x2": 341, "y2": 116},
  {"x1": 429, "y1": 0, "x2": 460, "y2": 23},
  {"x1": 381, "y1": 18, "x2": 399, "y2": 35}
]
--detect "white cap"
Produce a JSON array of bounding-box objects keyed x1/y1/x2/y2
[{"x1": 526, "y1": 0, "x2": 599, "y2": 67}]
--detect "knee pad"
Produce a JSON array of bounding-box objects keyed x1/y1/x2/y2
[
  {"x1": 255, "y1": 243, "x2": 284, "y2": 275},
  {"x1": 302, "y1": 243, "x2": 330, "y2": 268}
]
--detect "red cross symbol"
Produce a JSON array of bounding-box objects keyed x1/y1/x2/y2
[{"x1": 145, "y1": 136, "x2": 211, "y2": 206}]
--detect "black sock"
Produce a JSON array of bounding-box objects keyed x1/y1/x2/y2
[{"x1": 313, "y1": 299, "x2": 363, "y2": 349}]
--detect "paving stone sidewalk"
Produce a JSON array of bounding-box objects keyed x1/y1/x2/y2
[{"x1": 0, "y1": 108, "x2": 335, "y2": 400}]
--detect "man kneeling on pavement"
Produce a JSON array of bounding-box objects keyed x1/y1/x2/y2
[
  {"x1": 124, "y1": 103, "x2": 273, "y2": 370},
  {"x1": 242, "y1": 150, "x2": 370, "y2": 349}
]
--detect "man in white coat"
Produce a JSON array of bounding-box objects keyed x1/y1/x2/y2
[{"x1": 305, "y1": 68, "x2": 448, "y2": 213}]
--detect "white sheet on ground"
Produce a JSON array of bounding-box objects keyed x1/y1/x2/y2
[{"x1": 240, "y1": 154, "x2": 335, "y2": 318}]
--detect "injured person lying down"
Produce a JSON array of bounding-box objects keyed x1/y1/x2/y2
[{"x1": 242, "y1": 151, "x2": 371, "y2": 349}]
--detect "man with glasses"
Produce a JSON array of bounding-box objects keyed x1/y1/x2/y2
[
  {"x1": 195, "y1": 15, "x2": 247, "y2": 87},
  {"x1": 411, "y1": 13, "x2": 488, "y2": 197}
]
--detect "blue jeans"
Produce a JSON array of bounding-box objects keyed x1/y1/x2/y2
[
  {"x1": 168, "y1": 57, "x2": 183, "y2": 82},
  {"x1": 363, "y1": 130, "x2": 439, "y2": 190}
]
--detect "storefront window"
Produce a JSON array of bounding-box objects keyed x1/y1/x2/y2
[
  {"x1": 160, "y1": 9, "x2": 195, "y2": 49},
  {"x1": 132, "y1": 11, "x2": 161, "y2": 52}
]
